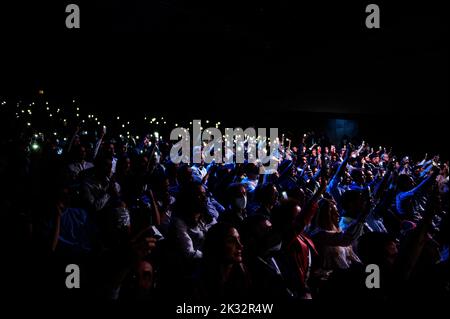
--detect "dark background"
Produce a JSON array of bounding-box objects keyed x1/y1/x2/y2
[{"x1": 0, "y1": 1, "x2": 448, "y2": 157}]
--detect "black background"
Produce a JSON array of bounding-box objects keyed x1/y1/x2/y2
[{"x1": 0, "y1": 1, "x2": 448, "y2": 156}]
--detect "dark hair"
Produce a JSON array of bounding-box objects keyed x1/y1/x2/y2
[
  {"x1": 316, "y1": 198, "x2": 339, "y2": 231},
  {"x1": 357, "y1": 232, "x2": 397, "y2": 265},
  {"x1": 174, "y1": 180, "x2": 205, "y2": 225},
  {"x1": 271, "y1": 198, "x2": 301, "y2": 233},
  {"x1": 226, "y1": 183, "x2": 245, "y2": 204},
  {"x1": 203, "y1": 222, "x2": 237, "y2": 265},
  {"x1": 341, "y1": 190, "x2": 362, "y2": 212}
]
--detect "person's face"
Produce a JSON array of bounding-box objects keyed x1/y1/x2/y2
[
  {"x1": 270, "y1": 186, "x2": 279, "y2": 205},
  {"x1": 372, "y1": 156, "x2": 380, "y2": 165},
  {"x1": 382, "y1": 154, "x2": 389, "y2": 162},
  {"x1": 385, "y1": 241, "x2": 398, "y2": 266},
  {"x1": 324, "y1": 147, "x2": 329, "y2": 154},
  {"x1": 137, "y1": 261, "x2": 154, "y2": 290},
  {"x1": 179, "y1": 167, "x2": 193, "y2": 184},
  {"x1": 291, "y1": 205, "x2": 303, "y2": 229},
  {"x1": 140, "y1": 156, "x2": 149, "y2": 171},
  {"x1": 105, "y1": 143, "x2": 115, "y2": 157},
  {"x1": 122, "y1": 158, "x2": 131, "y2": 171},
  {"x1": 353, "y1": 171, "x2": 366, "y2": 185},
  {"x1": 224, "y1": 228, "x2": 244, "y2": 264},
  {"x1": 77, "y1": 146, "x2": 87, "y2": 161},
  {"x1": 195, "y1": 185, "x2": 207, "y2": 207},
  {"x1": 300, "y1": 157, "x2": 307, "y2": 166},
  {"x1": 331, "y1": 145, "x2": 336, "y2": 153},
  {"x1": 330, "y1": 203, "x2": 339, "y2": 227},
  {"x1": 311, "y1": 149, "x2": 317, "y2": 157},
  {"x1": 99, "y1": 159, "x2": 113, "y2": 178},
  {"x1": 365, "y1": 171, "x2": 374, "y2": 183}
]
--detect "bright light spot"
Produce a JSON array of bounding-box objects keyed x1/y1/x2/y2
[
  {"x1": 117, "y1": 116, "x2": 120, "y2": 120},
  {"x1": 31, "y1": 143, "x2": 39, "y2": 151}
]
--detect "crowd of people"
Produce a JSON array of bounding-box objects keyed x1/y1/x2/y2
[{"x1": 0, "y1": 102, "x2": 449, "y2": 304}]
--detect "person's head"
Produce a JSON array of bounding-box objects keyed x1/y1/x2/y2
[
  {"x1": 256, "y1": 183, "x2": 278, "y2": 209},
  {"x1": 272, "y1": 199, "x2": 303, "y2": 235},
  {"x1": 134, "y1": 155, "x2": 149, "y2": 174},
  {"x1": 358, "y1": 232, "x2": 398, "y2": 268},
  {"x1": 381, "y1": 153, "x2": 389, "y2": 163},
  {"x1": 72, "y1": 144, "x2": 87, "y2": 162},
  {"x1": 136, "y1": 260, "x2": 154, "y2": 291},
  {"x1": 117, "y1": 155, "x2": 131, "y2": 175},
  {"x1": 311, "y1": 148, "x2": 317, "y2": 157},
  {"x1": 370, "y1": 153, "x2": 380, "y2": 165},
  {"x1": 299, "y1": 156, "x2": 307, "y2": 167},
  {"x1": 150, "y1": 174, "x2": 170, "y2": 200},
  {"x1": 227, "y1": 183, "x2": 247, "y2": 210},
  {"x1": 315, "y1": 198, "x2": 340, "y2": 231},
  {"x1": 241, "y1": 215, "x2": 280, "y2": 257},
  {"x1": 175, "y1": 181, "x2": 207, "y2": 225},
  {"x1": 397, "y1": 174, "x2": 415, "y2": 192},
  {"x1": 103, "y1": 142, "x2": 115, "y2": 158},
  {"x1": 94, "y1": 156, "x2": 113, "y2": 179},
  {"x1": 245, "y1": 163, "x2": 259, "y2": 180},
  {"x1": 177, "y1": 164, "x2": 193, "y2": 186},
  {"x1": 341, "y1": 190, "x2": 365, "y2": 218},
  {"x1": 324, "y1": 146, "x2": 329, "y2": 154},
  {"x1": 286, "y1": 187, "x2": 306, "y2": 208},
  {"x1": 365, "y1": 170, "x2": 374, "y2": 183},
  {"x1": 351, "y1": 168, "x2": 366, "y2": 185},
  {"x1": 204, "y1": 223, "x2": 244, "y2": 266}
]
